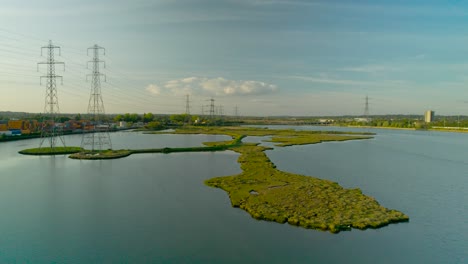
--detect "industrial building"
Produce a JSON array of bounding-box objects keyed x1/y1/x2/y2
[
  {"x1": 0, "y1": 119, "x2": 37, "y2": 135},
  {"x1": 424, "y1": 110, "x2": 434, "y2": 123}
]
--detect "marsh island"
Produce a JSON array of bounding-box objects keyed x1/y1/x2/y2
[
  {"x1": 20, "y1": 127, "x2": 409, "y2": 233},
  {"x1": 154, "y1": 127, "x2": 409, "y2": 233}
]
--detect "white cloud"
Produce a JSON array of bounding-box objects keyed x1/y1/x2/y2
[
  {"x1": 145, "y1": 84, "x2": 161, "y2": 95},
  {"x1": 146, "y1": 77, "x2": 277, "y2": 97}
]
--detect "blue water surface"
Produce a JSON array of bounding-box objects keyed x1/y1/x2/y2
[{"x1": 0, "y1": 128, "x2": 466, "y2": 263}]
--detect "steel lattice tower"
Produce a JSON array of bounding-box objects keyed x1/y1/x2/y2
[
  {"x1": 209, "y1": 98, "x2": 215, "y2": 120},
  {"x1": 38, "y1": 40, "x2": 66, "y2": 149},
  {"x1": 184, "y1": 94, "x2": 191, "y2": 125},
  {"x1": 364, "y1": 95, "x2": 370, "y2": 122},
  {"x1": 81, "y1": 44, "x2": 112, "y2": 152}
]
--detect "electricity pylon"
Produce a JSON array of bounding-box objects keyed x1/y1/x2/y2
[
  {"x1": 37, "y1": 40, "x2": 66, "y2": 149},
  {"x1": 81, "y1": 44, "x2": 112, "y2": 152},
  {"x1": 209, "y1": 98, "x2": 215, "y2": 120},
  {"x1": 234, "y1": 105, "x2": 239, "y2": 121},
  {"x1": 184, "y1": 94, "x2": 191, "y2": 125}
]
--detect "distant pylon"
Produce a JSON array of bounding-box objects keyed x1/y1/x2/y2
[
  {"x1": 209, "y1": 98, "x2": 215, "y2": 120},
  {"x1": 37, "y1": 40, "x2": 66, "y2": 149},
  {"x1": 184, "y1": 94, "x2": 191, "y2": 125},
  {"x1": 81, "y1": 44, "x2": 112, "y2": 152}
]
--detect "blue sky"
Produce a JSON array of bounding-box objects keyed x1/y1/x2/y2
[{"x1": 1, "y1": 0, "x2": 468, "y2": 116}]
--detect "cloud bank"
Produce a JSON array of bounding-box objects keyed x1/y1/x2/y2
[{"x1": 146, "y1": 77, "x2": 277, "y2": 97}]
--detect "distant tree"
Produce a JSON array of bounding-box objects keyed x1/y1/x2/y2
[
  {"x1": 414, "y1": 122, "x2": 427, "y2": 129},
  {"x1": 74, "y1": 114, "x2": 81, "y2": 121},
  {"x1": 116, "y1": 113, "x2": 142, "y2": 123},
  {"x1": 170, "y1": 114, "x2": 189, "y2": 124},
  {"x1": 129, "y1": 113, "x2": 141, "y2": 122},
  {"x1": 143, "y1": 113, "x2": 154, "y2": 122},
  {"x1": 153, "y1": 115, "x2": 170, "y2": 125},
  {"x1": 123, "y1": 113, "x2": 131, "y2": 122},
  {"x1": 32, "y1": 114, "x2": 43, "y2": 121},
  {"x1": 114, "y1": 114, "x2": 124, "y2": 122},
  {"x1": 145, "y1": 121, "x2": 163, "y2": 130},
  {"x1": 57, "y1": 117, "x2": 71, "y2": 123}
]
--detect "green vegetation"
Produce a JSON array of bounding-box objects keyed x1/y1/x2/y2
[
  {"x1": 66, "y1": 135, "x2": 244, "y2": 160},
  {"x1": 17, "y1": 126, "x2": 409, "y2": 233},
  {"x1": 144, "y1": 121, "x2": 164, "y2": 130},
  {"x1": 161, "y1": 126, "x2": 408, "y2": 233},
  {"x1": 153, "y1": 126, "x2": 374, "y2": 138},
  {"x1": 268, "y1": 134, "x2": 371, "y2": 147},
  {"x1": 206, "y1": 143, "x2": 408, "y2": 233},
  {"x1": 113, "y1": 113, "x2": 142, "y2": 123},
  {"x1": 169, "y1": 114, "x2": 198, "y2": 124},
  {"x1": 69, "y1": 149, "x2": 132, "y2": 160},
  {"x1": 343, "y1": 118, "x2": 418, "y2": 129},
  {"x1": 19, "y1": 146, "x2": 83, "y2": 155},
  {"x1": 429, "y1": 127, "x2": 468, "y2": 133}
]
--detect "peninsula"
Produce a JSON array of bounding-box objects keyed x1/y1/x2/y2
[
  {"x1": 159, "y1": 127, "x2": 409, "y2": 233},
  {"x1": 19, "y1": 126, "x2": 409, "y2": 232}
]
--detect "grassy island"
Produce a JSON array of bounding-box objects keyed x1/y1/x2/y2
[
  {"x1": 19, "y1": 146, "x2": 83, "y2": 155},
  {"x1": 159, "y1": 127, "x2": 409, "y2": 233},
  {"x1": 69, "y1": 149, "x2": 133, "y2": 160},
  {"x1": 207, "y1": 143, "x2": 408, "y2": 233},
  {"x1": 18, "y1": 126, "x2": 409, "y2": 232},
  {"x1": 66, "y1": 135, "x2": 244, "y2": 160}
]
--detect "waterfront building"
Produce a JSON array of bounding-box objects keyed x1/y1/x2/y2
[
  {"x1": 119, "y1": 121, "x2": 127, "y2": 128},
  {"x1": 424, "y1": 110, "x2": 434, "y2": 123}
]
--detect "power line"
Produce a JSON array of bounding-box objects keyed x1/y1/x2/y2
[
  {"x1": 209, "y1": 98, "x2": 215, "y2": 120},
  {"x1": 81, "y1": 44, "x2": 112, "y2": 151},
  {"x1": 364, "y1": 95, "x2": 370, "y2": 122},
  {"x1": 0, "y1": 28, "x2": 186, "y2": 114},
  {"x1": 0, "y1": 27, "x2": 47, "y2": 43},
  {"x1": 184, "y1": 94, "x2": 191, "y2": 125},
  {"x1": 37, "y1": 40, "x2": 66, "y2": 149}
]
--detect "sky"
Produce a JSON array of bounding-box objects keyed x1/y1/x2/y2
[{"x1": 1, "y1": 0, "x2": 468, "y2": 116}]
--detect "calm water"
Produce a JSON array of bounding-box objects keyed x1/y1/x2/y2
[{"x1": 0, "y1": 128, "x2": 466, "y2": 263}]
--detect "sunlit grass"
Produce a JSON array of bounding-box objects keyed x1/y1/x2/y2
[
  {"x1": 19, "y1": 146, "x2": 83, "y2": 155},
  {"x1": 18, "y1": 126, "x2": 409, "y2": 233},
  {"x1": 167, "y1": 126, "x2": 408, "y2": 233},
  {"x1": 69, "y1": 149, "x2": 132, "y2": 160},
  {"x1": 206, "y1": 143, "x2": 408, "y2": 233}
]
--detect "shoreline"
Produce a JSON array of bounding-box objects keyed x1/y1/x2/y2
[
  {"x1": 156, "y1": 127, "x2": 409, "y2": 233},
  {"x1": 264, "y1": 124, "x2": 468, "y2": 134},
  {"x1": 0, "y1": 128, "x2": 134, "y2": 143}
]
